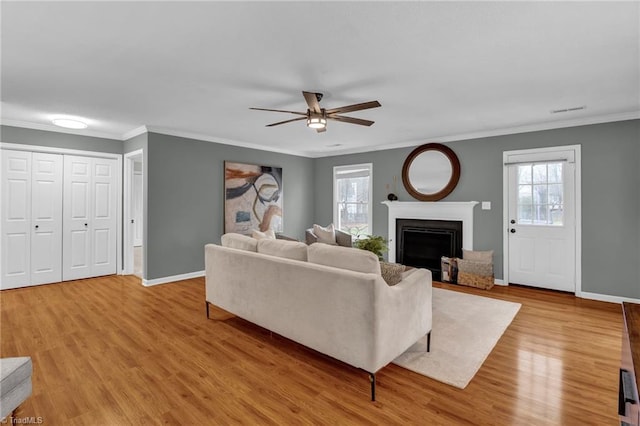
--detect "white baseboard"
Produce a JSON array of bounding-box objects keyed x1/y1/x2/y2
[
  {"x1": 142, "y1": 270, "x2": 204, "y2": 287},
  {"x1": 577, "y1": 291, "x2": 640, "y2": 304},
  {"x1": 494, "y1": 278, "x2": 506, "y2": 286}
]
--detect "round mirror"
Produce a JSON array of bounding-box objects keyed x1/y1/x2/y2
[{"x1": 402, "y1": 143, "x2": 461, "y2": 201}]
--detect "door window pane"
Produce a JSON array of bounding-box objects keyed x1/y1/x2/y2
[
  {"x1": 516, "y1": 162, "x2": 564, "y2": 226},
  {"x1": 518, "y1": 166, "x2": 532, "y2": 184}
]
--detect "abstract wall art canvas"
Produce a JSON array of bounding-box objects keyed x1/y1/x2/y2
[{"x1": 224, "y1": 161, "x2": 283, "y2": 235}]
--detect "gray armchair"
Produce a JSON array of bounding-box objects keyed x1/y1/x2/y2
[{"x1": 305, "y1": 228, "x2": 352, "y2": 247}]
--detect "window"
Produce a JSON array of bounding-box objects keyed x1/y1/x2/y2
[
  {"x1": 333, "y1": 164, "x2": 372, "y2": 238},
  {"x1": 517, "y1": 162, "x2": 564, "y2": 225}
]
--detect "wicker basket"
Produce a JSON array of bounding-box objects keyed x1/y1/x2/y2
[{"x1": 457, "y1": 271, "x2": 494, "y2": 290}]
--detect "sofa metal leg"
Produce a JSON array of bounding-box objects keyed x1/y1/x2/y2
[
  {"x1": 427, "y1": 331, "x2": 431, "y2": 353},
  {"x1": 206, "y1": 301, "x2": 210, "y2": 319},
  {"x1": 369, "y1": 372, "x2": 376, "y2": 401}
]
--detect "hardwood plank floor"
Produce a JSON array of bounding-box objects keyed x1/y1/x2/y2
[{"x1": 1, "y1": 276, "x2": 623, "y2": 425}]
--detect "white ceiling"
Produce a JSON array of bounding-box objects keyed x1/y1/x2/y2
[{"x1": 2, "y1": 1, "x2": 638, "y2": 157}]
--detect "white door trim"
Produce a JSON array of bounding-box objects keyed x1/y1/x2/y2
[
  {"x1": 502, "y1": 144, "x2": 582, "y2": 295},
  {"x1": 1, "y1": 142, "x2": 123, "y2": 278},
  {"x1": 123, "y1": 149, "x2": 143, "y2": 277}
]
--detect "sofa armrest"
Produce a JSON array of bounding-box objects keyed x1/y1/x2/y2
[
  {"x1": 335, "y1": 229, "x2": 353, "y2": 247},
  {"x1": 372, "y1": 268, "x2": 432, "y2": 370}
]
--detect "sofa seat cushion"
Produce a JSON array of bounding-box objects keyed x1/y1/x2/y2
[
  {"x1": 221, "y1": 233, "x2": 258, "y2": 252},
  {"x1": 308, "y1": 243, "x2": 381, "y2": 275},
  {"x1": 0, "y1": 357, "x2": 32, "y2": 419},
  {"x1": 257, "y1": 238, "x2": 308, "y2": 261}
]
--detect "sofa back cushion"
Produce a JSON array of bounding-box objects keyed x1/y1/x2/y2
[
  {"x1": 257, "y1": 238, "x2": 308, "y2": 261},
  {"x1": 307, "y1": 243, "x2": 381, "y2": 275},
  {"x1": 221, "y1": 233, "x2": 258, "y2": 252}
]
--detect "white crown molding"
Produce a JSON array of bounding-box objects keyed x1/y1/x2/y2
[
  {"x1": 3, "y1": 110, "x2": 638, "y2": 158},
  {"x1": 0, "y1": 118, "x2": 123, "y2": 140},
  {"x1": 310, "y1": 110, "x2": 640, "y2": 158},
  {"x1": 122, "y1": 125, "x2": 148, "y2": 141}
]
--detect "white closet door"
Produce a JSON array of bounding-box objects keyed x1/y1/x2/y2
[
  {"x1": 30, "y1": 153, "x2": 63, "y2": 285},
  {"x1": 63, "y1": 155, "x2": 117, "y2": 280},
  {"x1": 1, "y1": 150, "x2": 32, "y2": 289},
  {"x1": 91, "y1": 158, "x2": 117, "y2": 277},
  {"x1": 63, "y1": 156, "x2": 93, "y2": 280}
]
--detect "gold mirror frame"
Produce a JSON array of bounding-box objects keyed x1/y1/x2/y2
[{"x1": 401, "y1": 143, "x2": 461, "y2": 201}]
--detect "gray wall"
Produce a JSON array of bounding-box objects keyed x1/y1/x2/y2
[
  {"x1": 124, "y1": 132, "x2": 147, "y2": 154},
  {"x1": 1, "y1": 125, "x2": 123, "y2": 153},
  {"x1": 314, "y1": 119, "x2": 640, "y2": 299},
  {"x1": 146, "y1": 132, "x2": 314, "y2": 281}
]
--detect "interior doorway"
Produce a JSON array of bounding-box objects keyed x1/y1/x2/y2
[
  {"x1": 502, "y1": 145, "x2": 581, "y2": 294},
  {"x1": 124, "y1": 150, "x2": 144, "y2": 278}
]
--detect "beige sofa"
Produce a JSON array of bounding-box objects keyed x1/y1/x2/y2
[{"x1": 205, "y1": 234, "x2": 432, "y2": 400}]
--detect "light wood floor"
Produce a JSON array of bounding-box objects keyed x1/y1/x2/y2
[{"x1": 1, "y1": 276, "x2": 623, "y2": 425}]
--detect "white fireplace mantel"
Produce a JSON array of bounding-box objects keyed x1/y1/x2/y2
[{"x1": 382, "y1": 201, "x2": 479, "y2": 263}]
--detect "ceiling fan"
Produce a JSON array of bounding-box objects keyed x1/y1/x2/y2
[{"x1": 250, "y1": 91, "x2": 381, "y2": 133}]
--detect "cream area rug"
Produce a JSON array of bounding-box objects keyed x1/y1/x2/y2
[{"x1": 392, "y1": 288, "x2": 521, "y2": 389}]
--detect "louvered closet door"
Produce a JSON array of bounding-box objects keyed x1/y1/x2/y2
[
  {"x1": 63, "y1": 155, "x2": 117, "y2": 281},
  {"x1": 30, "y1": 153, "x2": 63, "y2": 285},
  {"x1": 1, "y1": 150, "x2": 32, "y2": 289}
]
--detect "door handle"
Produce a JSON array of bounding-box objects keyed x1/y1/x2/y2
[
  {"x1": 35, "y1": 225, "x2": 39, "y2": 229},
  {"x1": 510, "y1": 229, "x2": 516, "y2": 233},
  {"x1": 510, "y1": 219, "x2": 516, "y2": 224},
  {"x1": 84, "y1": 223, "x2": 88, "y2": 227}
]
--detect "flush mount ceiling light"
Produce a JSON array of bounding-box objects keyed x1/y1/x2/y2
[{"x1": 52, "y1": 117, "x2": 88, "y2": 129}]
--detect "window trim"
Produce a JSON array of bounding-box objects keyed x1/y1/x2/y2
[{"x1": 333, "y1": 163, "x2": 373, "y2": 238}]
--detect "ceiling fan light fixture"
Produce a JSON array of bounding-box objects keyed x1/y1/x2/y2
[{"x1": 307, "y1": 116, "x2": 327, "y2": 129}]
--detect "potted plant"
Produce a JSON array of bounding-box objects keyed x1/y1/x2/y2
[{"x1": 354, "y1": 235, "x2": 389, "y2": 260}]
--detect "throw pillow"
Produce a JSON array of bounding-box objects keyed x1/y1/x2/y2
[
  {"x1": 251, "y1": 229, "x2": 276, "y2": 240},
  {"x1": 462, "y1": 249, "x2": 494, "y2": 263},
  {"x1": 220, "y1": 233, "x2": 258, "y2": 252},
  {"x1": 380, "y1": 261, "x2": 406, "y2": 286},
  {"x1": 313, "y1": 223, "x2": 337, "y2": 245}
]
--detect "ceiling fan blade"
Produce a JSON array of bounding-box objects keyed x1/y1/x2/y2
[
  {"x1": 316, "y1": 127, "x2": 327, "y2": 133},
  {"x1": 327, "y1": 114, "x2": 375, "y2": 127},
  {"x1": 265, "y1": 117, "x2": 307, "y2": 127},
  {"x1": 325, "y1": 101, "x2": 381, "y2": 115},
  {"x1": 250, "y1": 107, "x2": 306, "y2": 116},
  {"x1": 302, "y1": 91, "x2": 322, "y2": 113}
]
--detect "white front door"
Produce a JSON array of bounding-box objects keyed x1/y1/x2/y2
[
  {"x1": 506, "y1": 149, "x2": 577, "y2": 292},
  {"x1": 63, "y1": 155, "x2": 117, "y2": 280},
  {"x1": 30, "y1": 153, "x2": 63, "y2": 285},
  {"x1": 1, "y1": 150, "x2": 32, "y2": 289}
]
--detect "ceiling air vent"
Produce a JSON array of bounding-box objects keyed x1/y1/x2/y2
[{"x1": 551, "y1": 105, "x2": 587, "y2": 114}]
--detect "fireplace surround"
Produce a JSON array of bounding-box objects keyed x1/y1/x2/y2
[{"x1": 382, "y1": 201, "x2": 479, "y2": 279}]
